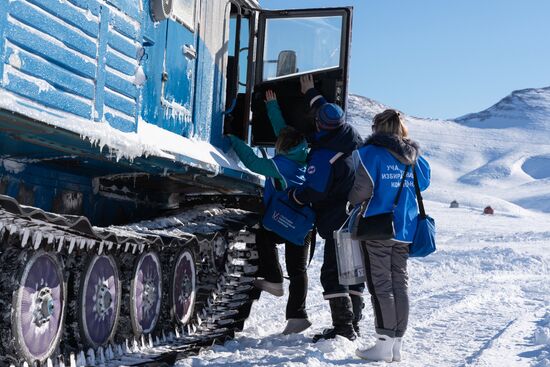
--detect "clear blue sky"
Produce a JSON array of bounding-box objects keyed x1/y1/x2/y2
[{"x1": 260, "y1": 0, "x2": 550, "y2": 119}]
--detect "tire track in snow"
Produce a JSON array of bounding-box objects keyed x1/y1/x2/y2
[
  {"x1": 460, "y1": 318, "x2": 517, "y2": 367},
  {"x1": 460, "y1": 279, "x2": 550, "y2": 367},
  {"x1": 403, "y1": 243, "x2": 548, "y2": 367},
  {"x1": 407, "y1": 281, "x2": 522, "y2": 366}
]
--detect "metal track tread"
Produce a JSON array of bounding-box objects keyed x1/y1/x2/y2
[{"x1": 0, "y1": 195, "x2": 259, "y2": 367}]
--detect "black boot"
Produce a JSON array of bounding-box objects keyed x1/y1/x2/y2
[
  {"x1": 312, "y1": 297, "x2": 357, "y2": 343},
  {"x1": 351, "y1": 295, "x2": 364, "y2": 336}
]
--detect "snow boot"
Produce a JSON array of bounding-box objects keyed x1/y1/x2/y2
[
  {"x1": 312, "y1": 297, "x2": 357, "y2": 342},
  {"x1": 351, "y1": 295, "x2": 364, "y2": 336},
  {"x1": 356, "y1": 334, "x2": 394, "y2": 362},
  {"x1": 393, "y1": 337, "x2": 403, "y2": 362},
  {"x1": 282, "y1": 318, "x2": 312, "y2": 335},
  {"x1": 253, "y1": 279, "x2": 284, "y2": 297}
]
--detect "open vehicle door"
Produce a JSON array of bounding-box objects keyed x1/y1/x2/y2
[{"x1": 251, "y1": 7, "x2": 353, "y2": 146}]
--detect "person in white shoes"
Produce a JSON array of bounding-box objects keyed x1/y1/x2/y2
[
  {"x1": 355, "y1": 335, "x2": 403, "y2": 362},
  {"x1": 349, "y1": 110, "x2": 431, "y2": 361}
]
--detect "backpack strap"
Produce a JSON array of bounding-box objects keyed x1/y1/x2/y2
[
  {"x1": 359, "y1": 164, "x2": 410, "y2": 216},
  {"x1": 393, "y1": 165, "x2": 410, "y2": 208},
  {"x1": 413, "y1": 165, "x2": 426, "y2": 218},
  {"x1": 307, "y1": 228, "x2": 317, "y2": 266},
  {"x1": 329, "y1": 152, "x2": 345, "y2": 164}
]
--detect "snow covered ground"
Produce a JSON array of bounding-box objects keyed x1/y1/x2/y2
[
  {"x1": 177, "y1": 87, "x2": 550, "y2": 366},
  {"x1": 177, "y1": 203, "x2": 550, "y2": 367}
]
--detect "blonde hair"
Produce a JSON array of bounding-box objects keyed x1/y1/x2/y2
[{"x1": 372, "y1": 109, "x2": 408, "y2": 137}]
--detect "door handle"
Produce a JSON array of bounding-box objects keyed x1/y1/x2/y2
[{"x1": 183, "y1": 44, "x2": 197, "y2": 60}]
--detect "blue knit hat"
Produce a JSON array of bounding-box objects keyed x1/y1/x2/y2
[{"x1": 317, "y1": 103, "x2": 345, "y2": 130}]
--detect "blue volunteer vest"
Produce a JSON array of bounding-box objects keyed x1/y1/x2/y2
[{"x1": 355, "y1": 146, "x2": 431, "y2": 242}]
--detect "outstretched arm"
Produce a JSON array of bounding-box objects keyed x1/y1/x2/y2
[
  {"x1": 300, "y1": 74, "x2": 327, "y2": 111},
  {"x1": 228, "y1": 135, "x2": 282, "y2": 179},
  {"x1": 265, "y1": 90, "x2": 287, "y2": 136}
]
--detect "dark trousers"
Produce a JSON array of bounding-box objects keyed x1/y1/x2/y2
[
  {"x1": 255, "y1": 227, "x2": 310, "y2": 319},
  {"x1": 320, "y1": 235, "x2": 365, "y2": 299}
]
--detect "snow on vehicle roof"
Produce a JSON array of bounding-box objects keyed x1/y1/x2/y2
[{"x1": 0, "y1": 89, "x2": 261, "y2": 183}]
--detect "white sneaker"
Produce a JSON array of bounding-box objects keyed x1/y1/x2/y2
[
  {"x1": 356, "y1": 334, "x2": 394, "y2": 362},
  {"x1": 392, "y1": 337, "x2": 403, "y2": 361},
  {"x1": 253, "y1": 279, "x2": 284, "y2": 297},
  {"x1": 282, "y1": 318, "x2": 312, "y2": 335}
]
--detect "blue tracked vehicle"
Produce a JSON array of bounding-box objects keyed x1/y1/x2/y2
[{"x1": 0, "y1": 0, "x2": 353, "y2": 365}]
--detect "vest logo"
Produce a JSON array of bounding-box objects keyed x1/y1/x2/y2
[
  {"x1": 272, "y1": 211, "x2": 280, "y2": 221},
  {"x1": 307, "y1": 165, "x2": 316, "y2": 175}
]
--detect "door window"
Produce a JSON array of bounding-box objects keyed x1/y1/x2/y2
[
  {"x1": 173, "y1": 0, "x2": 196, "y2": 30},
  {"x1": 252, "y1": 8, "x2": 352, "y2": 146},
  {"x1": 228, "y1": 16, "x2": 250, "y2": 93},
  {"x1": 262, "y1": 16, "x2": 343, "y2": 81}
]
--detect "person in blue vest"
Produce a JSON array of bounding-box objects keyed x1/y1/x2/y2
[
  {"x1": 349, "y1": 109, "x2": 430, "y2": 362},
  {"x1": 227, "y1": 90, "x2": 313, "y2": 335},
  {"x1": 288, "y1": 75, "x2": 365, "y2": 342}
]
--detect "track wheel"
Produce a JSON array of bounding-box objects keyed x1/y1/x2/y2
[
  {"x1": 9, "y1": 251, "x2": 66, "y2": 364},
  {"x1": 131, "y1": 252, "x2": 162, "y2": 335},
  {"x1": 79, "y1": 254, "x2": 120, "y2": 348},
  {"x1": 171, "y1": 248, "x2": 196, "y2": 326}
]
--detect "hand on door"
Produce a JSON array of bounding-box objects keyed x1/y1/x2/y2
[
  {"x1": 265, "y1": 90, "x2": 277, "y2": 102},
  {"x1": 300, "y1": 74, "x2": 314, "y2": 94}
]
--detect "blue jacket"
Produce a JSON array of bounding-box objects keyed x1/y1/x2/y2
[
  {"x1": 289, "y1": 88, "x2": 363, "y2": 238},
  {"x1": 228, "y1": 99, "x2": 308, "y2": 201},
  {"x1": 292, "y1": 123, "x2": 363, "y2": 238},
  {"x1": 349, "y1": 133, "x2": 431, "y2": 242},
  {"x1": 228, "y1": 100, "x2": 308, "y2": 188}
]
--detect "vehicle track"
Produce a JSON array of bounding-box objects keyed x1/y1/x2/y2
[{"x1": 0, "y1": 194, "x2": 262, "y2": 366}]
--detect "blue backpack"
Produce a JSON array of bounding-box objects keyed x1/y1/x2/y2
[{"x1": 262, "y1": 190, "x2": 315, "y2": 246}]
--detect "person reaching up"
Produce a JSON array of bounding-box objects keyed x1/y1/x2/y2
[
  {"x1": 288, "y1": 75, "x2": 365, "y2": 342},
  {"x1": 227, "y1": 90, "x2": 313, "y2": 335}
]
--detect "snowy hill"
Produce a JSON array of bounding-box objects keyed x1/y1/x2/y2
[
  {"x1": 177, "y1": 89, "x2": 550, "y2": 367},
  {"x1": 455, "y1": 86, "x2": 550, "y2": 131},
  {"x1": 348, "y1": 87, "x2": 550, "y2": 214}
]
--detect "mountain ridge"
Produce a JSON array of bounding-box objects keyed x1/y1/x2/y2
[
  {"x1": 454, "y1": 86, "x2": 550, "y2": 130},
  {"x1": 348, "y1": 86, "x2": 550, "y2": 213}
]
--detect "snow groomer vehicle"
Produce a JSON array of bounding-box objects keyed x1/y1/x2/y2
[{"x1": 0, "y1": 0, "x2": 352, "y2": 364}]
